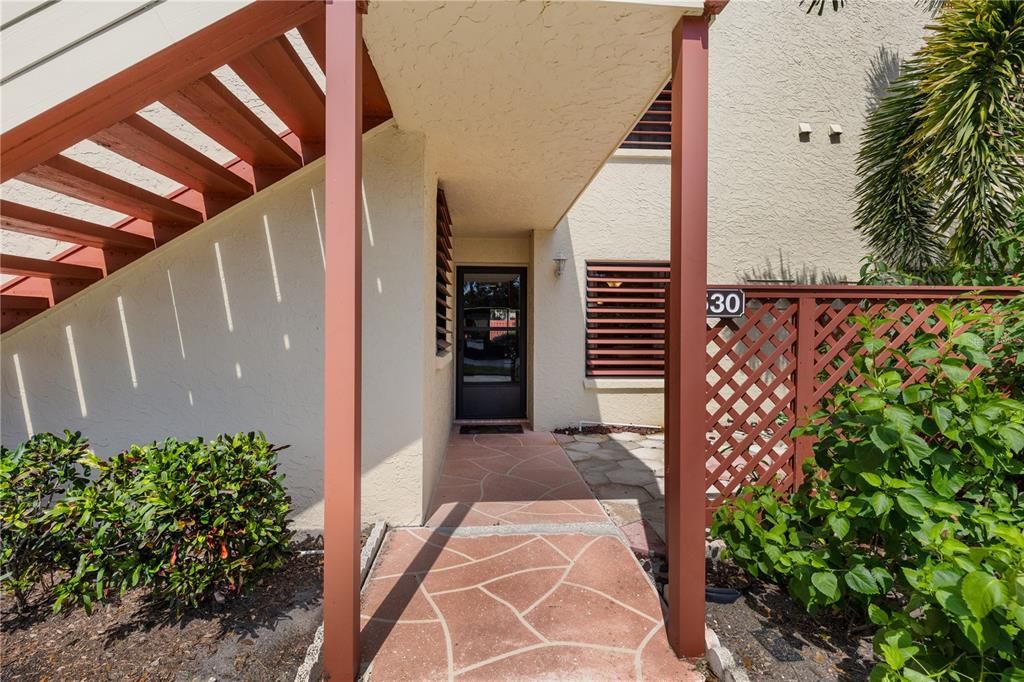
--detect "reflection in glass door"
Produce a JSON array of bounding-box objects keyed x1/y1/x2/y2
[{"x1": 456, "y1": 267, "x2": 527, "y2": 419}]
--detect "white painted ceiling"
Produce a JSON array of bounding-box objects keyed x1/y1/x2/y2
[{"x1": 364, "y1": 1, "x2": 688, "y2": 236}]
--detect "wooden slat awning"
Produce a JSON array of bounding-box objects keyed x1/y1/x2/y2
[{"x1": 1, "y1": 1, "x2": 393, "y2": 332}]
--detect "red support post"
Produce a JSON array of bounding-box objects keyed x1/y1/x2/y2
[
  {"x1": 666, "y1": 13, "x2": 710, "y2": 658},
  {"x1": 793, "y1": 295, "x2": 817, "y2": 490},
  {"x1": 323, "y1": 2, "x2": 363, "y2": 679}
]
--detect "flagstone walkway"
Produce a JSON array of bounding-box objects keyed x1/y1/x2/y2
[{"x1": 359, "y1": 430, "x2": 704, "y2": 681}]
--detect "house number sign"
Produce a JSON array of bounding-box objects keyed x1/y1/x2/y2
[{"x1": 706, "y1": 289, "x2": 746, "y2": 318}]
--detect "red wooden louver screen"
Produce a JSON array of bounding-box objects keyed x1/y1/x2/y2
[
  {"x1": 620, "y1": 83, "x2": 671, "y2": 150},
  {"x1": 436, "y1": 188, "x2": 454, "y2": 354},
  {"x1": 586, "y1": 261, "x2": 669, "y2": 377},
  {"x1": 703, "y1": 285, "x2": 1022, "y2": 524}
]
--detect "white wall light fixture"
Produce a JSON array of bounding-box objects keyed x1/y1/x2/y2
[
  {"x1": 829, "y1": 123, "x2": 843, "y2": 139},
  {"x1": 553, "y1": 254, "x2": 568, "y2": 277},
  {"x1": 798, "y1": 122, "x2": 811, "y2": 142}
]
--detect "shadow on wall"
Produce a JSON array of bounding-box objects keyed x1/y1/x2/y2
[
  {"x1": 865, "y1": 45, "x2": 904, "y2": 114},
  {"x1": 0, "y1": 162, "x2": 426, "y2": 530}
]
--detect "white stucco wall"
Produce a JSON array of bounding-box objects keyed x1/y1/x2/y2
[
  {"x1": 530, "y1": 0, "x2": 933, "y2": 431},
  {"x1": 1, "y1": 126, "x2": 445, "y2": 530}
]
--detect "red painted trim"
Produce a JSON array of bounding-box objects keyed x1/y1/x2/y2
[
  {"x1": 0, "y1": 200, "x2": 153, "y2": 251},
  {"x1": 230, "y1": 36, "x2": 325, "y2": 144},
  {"x1": 0, "y1": 1, "x2": 322, "y2": 183},
  {"x1": 21, "y1": 155, "x2": 203, "y2": 226},
  {"x1": 323, "y1": 2, "x2": 363, "y2": 679},
  {"x1": 162, "y1": 75, "x2": 302, "y2": 171},
  {"x1": 90, "y1": 114, "x2": 253, "y2": 198},
  {"x1": 666, "y1": 14, "x2": 710, "y2": 659},
  {"x1": 0, "y1": 254, "x2": 102, "y2": 280}
]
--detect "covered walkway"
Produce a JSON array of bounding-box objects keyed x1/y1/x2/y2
[{"x1": 359, "y1": 431, "x2": 702, "y2": 681}]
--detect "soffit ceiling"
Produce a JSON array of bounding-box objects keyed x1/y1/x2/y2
[{"x1": 364, "y1": 0, "x2": 689, "y2": 236}]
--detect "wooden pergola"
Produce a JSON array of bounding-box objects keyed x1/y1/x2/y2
[{"x1": 321, "y1": 0, "x2": 726, "y2": 677}]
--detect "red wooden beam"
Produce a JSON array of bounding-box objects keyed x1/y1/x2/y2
[
  {"x1": 323, "y1": 1, "x2": 362, "y2": 679},
  {"x1": 0, "y1": 254, "x2": 102, "y2": 280},
  {"x1": 666, "y1": 13, "x2": 710, "y2": 659},
  {"x1": 1, "y1": 200, "x2": 154, "y2": 251},
  {"x1": 298, "y1": 11, "x2": 391, "y2": 134},
  {"x1": 90, "y1": 115, "x2": 252, "y2": 198},
  {"x1": 162, "y1": 75, "x2": 302, "y2": 172},
  {"x1": 229, "y1": 36, "x2": 325, "y2": 147},
  {"x1": 1, "y1": 294, "x2": 50, "y2": 332},
  {"x1": 0, "y1": 1, "x2": 322, "y2": 183},
  {"x1": 20, "y1": 156, "x2": 202, "y2": 227},
  {"x1": 361, "y1": 42, "x2": 393, "y2": 132},
  {"x1": 298, "y1": 12, "x2": 326, "y2": 72},
  {"x1": 1, "y1": 294, "x2": 50, "y2": 311}
]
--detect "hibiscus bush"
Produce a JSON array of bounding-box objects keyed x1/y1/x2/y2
[{"x1": 712, "y1": 303, "x2": 1024, "y2": 680}]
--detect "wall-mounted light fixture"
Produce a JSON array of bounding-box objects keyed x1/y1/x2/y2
[
  {"x1": 798, "y1": 122, "x2": 811, "y2": 142},
  {"x1": 553, "y1": 254, "x2": 568, "y2": 277},
  {"x1": 828, "y1": 123, "x2": 843, "y2": 142}
]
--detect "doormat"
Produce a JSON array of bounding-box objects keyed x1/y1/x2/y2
[{"x1": 459, "y1": 425, "x2": 524, "y2": 434}]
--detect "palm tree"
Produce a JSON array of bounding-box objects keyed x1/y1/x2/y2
[{"x1": 854, "y1": 0, "x2": 1024, "y2": 273}]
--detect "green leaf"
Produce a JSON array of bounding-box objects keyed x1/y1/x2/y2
[
  {"x1": 932, "y1": 405, "x2": 953, "y2": 436},
  {"x1": 900, "y1": 433, "x2": 932, "y2": 465},
  {"x1": 859, "y1": 471, "x2": 883, "y2": 488},
  {"x1": 858, "y1": 395, "x2": 887, "y2": 412},
  {"x1": 901, "y1": 385, "x2": 931, "y2": 405},
  {"x1": 998, "y1": 423, "x2": 1024, "y2": 453},
  {"x1": 845, "y1": 565, "x2": 880, "y2": 595},
  {"x1": 828, "y1": 515, "x2": 851, "y2": 540},
  {"x1": 811, "y1": 571, "x2": 840, "y2": 602},
  {"x1": 896, "y1": 494, "x2": 926, "y2": 519},
  {"x1": 953, "y1": 332, "x2": 984, "y2": 351},
  {"x1": 870, "y1": 426, "x2": 901, "y2": 453},
  {"x1": 940, "y1": 359, "x2": 970, "y2": 383},
  {"x1": 961, "y1": 571, "x2": 1008, "y2": 619},
  {"x1": 867, "y1": 603, "x2": 889, "y2": 626},
  {"x1": 870, "y1": 493, "x2": 893, "y2": 516}
]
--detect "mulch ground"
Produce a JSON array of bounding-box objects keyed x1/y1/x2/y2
[
  {"x1": 634, "y1": 552, "x2": 875, "y2": 681},
  {"x1": 1, "y1": 530, "x2": 369, "y2": 682},
  {"x1": 704, "y1": 559, "x2": 875, "y2": 682}
]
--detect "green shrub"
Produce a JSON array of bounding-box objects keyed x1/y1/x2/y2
[
  {"x1": 712, "y1": 303, "x2": 1024, "y2": 680},
  {"x1": 53, "y1": 432, "x2": 292, "y2": 612},
  {"x1": 0, "y1": 431, "x2": 91, "y2": 609}
]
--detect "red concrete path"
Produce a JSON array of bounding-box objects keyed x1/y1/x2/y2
[{"x1": 360, "y1": 431, "x2": 703, "y2": 681}]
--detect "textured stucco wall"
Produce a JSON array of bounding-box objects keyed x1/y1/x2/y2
[
  {"x1": 530, "y1": 0, "x2": 933, "y2": 431},
  {"x1": 706, "y1": 0, "x2": 933, "y2": 282},
  {"x1": 420, "y1": 159, "x2": 453, "y2": 521},
  {"x1": 1, "y1": 126, "x2": 438, "y2": 529},
  {"x1": 533, "y1": 157, "x2": 670, "y2": 432}
]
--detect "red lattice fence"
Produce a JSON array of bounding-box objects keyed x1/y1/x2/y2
[{"x1": 703, "y1": 285, "x2": 1022, "y2": 523}]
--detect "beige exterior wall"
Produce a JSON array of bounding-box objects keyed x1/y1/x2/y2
[
  {"x1": 0, "y1": 126, "x2": 449, "y2": 530},
  {"x1": 530, "y1": 0, "x2": 933, "y2": 431}
]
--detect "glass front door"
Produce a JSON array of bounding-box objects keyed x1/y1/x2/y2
[{"x1": 456, "y1": 267, "x2": 527, "y2": 419}]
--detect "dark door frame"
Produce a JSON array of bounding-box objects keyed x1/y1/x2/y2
[{"x1": 455, "y1": 265, "x2": 528, "y2": 420}]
